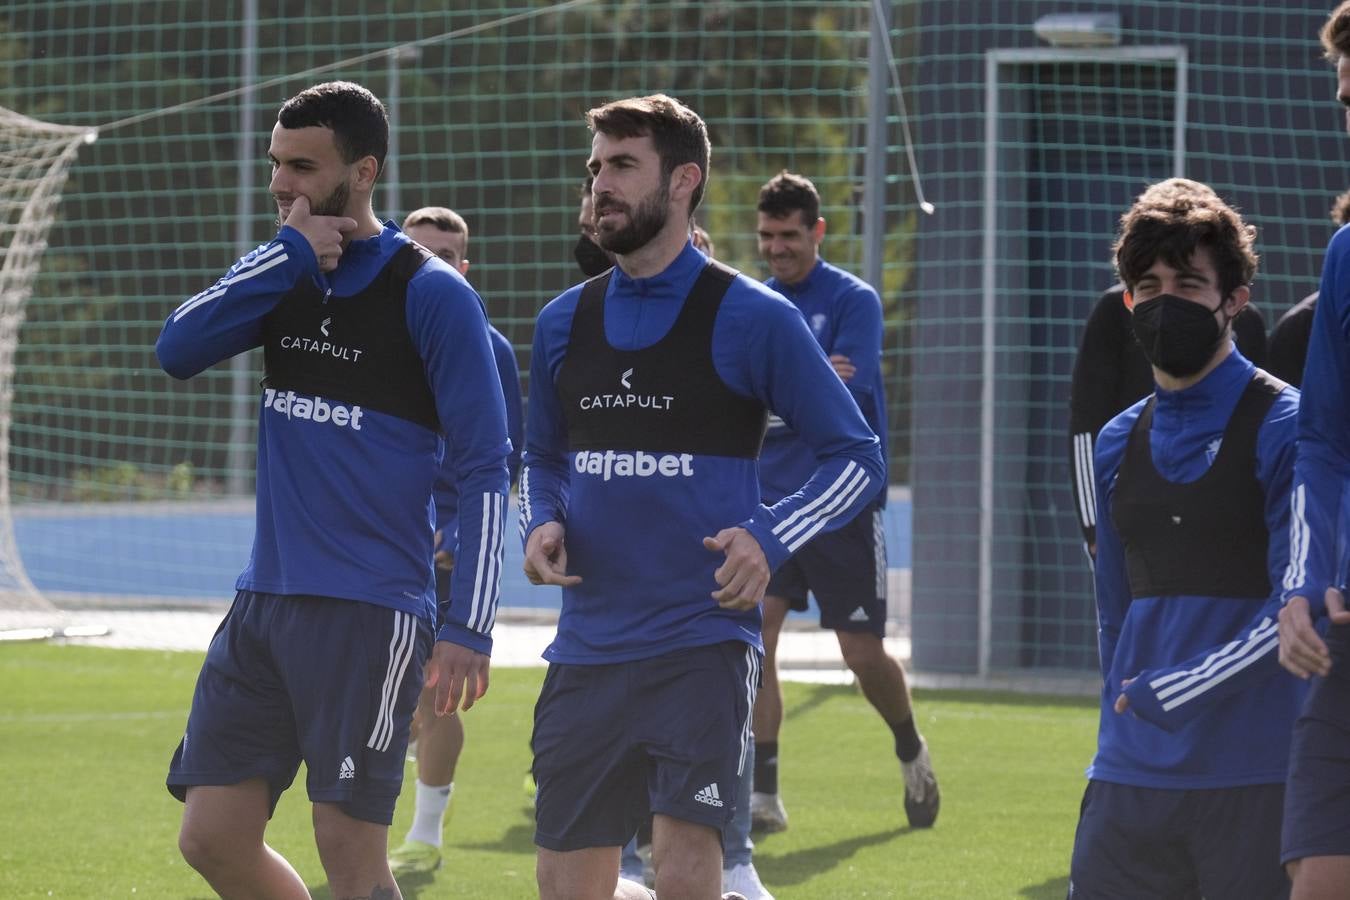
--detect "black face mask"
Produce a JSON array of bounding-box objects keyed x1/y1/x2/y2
[
  {"x1": 1130, "y1": 292, "x2": 1228, "y2": 378},
  {"x1": 574, "y1": 235, "x2": 613, "y2": 278}
]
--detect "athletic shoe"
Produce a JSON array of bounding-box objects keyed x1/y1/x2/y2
[
  {"x1": 388, "y1": 838, "x2": 441, "y2": 875},
  {"x1": 901, "y1": 738, "x2": 940, "y2": 828},
  {"x1": 749, "y1": 791, "x2": 788, "y2": 833},
  {"x1": 723, "y1": 862, "x2": 775, "y2": 900},
  {"x1": 722, "y1": 894, "x2": 749, "y2": 900}
]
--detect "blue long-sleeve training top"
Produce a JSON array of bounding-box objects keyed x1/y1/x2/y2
[
  {"x1": 433, "y1": 323, "x2": 524, "y2": 540},
  {"x1": 1089, "y1": 349, "x2": 1306, "y2": 788},
  {"x1": 519, "y1": 242, "x2": 885, "y2": 664},
  {"x1": 156, "y1": 222, "x2": 511, "y2": 654},
  {"x1": 1284, "y1": 224, "x2": 1350, "y2": 613},
  {"x1": 760, "y1": 258, "x2": 888, "y2": 508}
]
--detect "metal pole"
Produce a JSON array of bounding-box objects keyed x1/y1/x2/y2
[
  {"x1": 979, "y1": 52, "x2": 1000, "y2": 679},
  {"x1": 383, "y1": 46, "x2": 420, "y2": 219},
  {"x1": 385, "y1": 49, "x2": 401, "y2": 219},
  {"x1": 226, "y1": 0, "x2": 258, "y2": 496},
  {"x1": 862, "y1": 0, "x2": 890, "y2": 291}
]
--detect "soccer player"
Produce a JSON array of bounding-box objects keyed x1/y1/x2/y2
[
  {"x1": 575, "y1": 174, "x2": 616, "y2": 278},
  {"x1": 1276, "y1": 6, "x2": 1350, "y2": 897},
  {"x1": 156, "y1": 81, "x2": 510, "y2": 900},
  {"x1": 1266, "y1": 189, "x2": 1350, "y2": 387},
  {"x1": 746, "y1": 170, "x2": 938, "y2": 835},
  {"x1": 520, "y1": 95, "x2": 884, "y2": 900},
  {"x1": 1070, "y1": 178, "x2": 1304, "y2": 899},
  {"x1": 1069, "y1": 284, "x2": 1267, "y2": 556},
  {"x1": 387, "y1": 206, "x2": 524, "y2": 877},
  {"x1": 607, "y1": 210, "x2": 774, "y2": 900}
]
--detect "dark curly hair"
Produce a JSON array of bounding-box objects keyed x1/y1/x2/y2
[
  {"x1": 1113, "y1": 178, "x2": 1258, "y2": 300},
  {"x1": 1324, "y1": 1, "x2": 1350, "y2": 61}
]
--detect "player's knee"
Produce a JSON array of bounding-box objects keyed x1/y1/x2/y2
[
  {"x1": 838, "y1": 630, "x2": 885, "y2": 673},
  {"x1": 653, "y1": 863, "x2": 713, "y2": 899},
  {"x1": 177, "y1": 820, "x2": 234, "y2": 877},
  {"x1": 313, "y1": 805, "x2": 388, "y2": 881}
]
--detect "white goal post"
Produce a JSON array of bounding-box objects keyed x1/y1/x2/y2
[{"x1": 0, "y1": 106, "x2": 96, "y2": 637}]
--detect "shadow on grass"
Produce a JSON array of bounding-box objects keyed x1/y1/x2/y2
[
  {"x1": 753, "y1": 826, "x2": 906, "y2": 886},
  {"x1": 457, "y1": 818, "x2": 538, "y2": 855},
  {"x1": 1019, "y1": 874, "x2": 1069, "y2": 898},
  {"x1": 307, "y1": 874, "x2": 443, "y2": 900},
  {"x1": 785, "y1": 682, "x2": 855, "y2": 722}
]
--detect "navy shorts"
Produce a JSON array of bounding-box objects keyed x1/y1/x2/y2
[
  {"x1": 766, "y1": 505, "x2": 887, "y2": 637},
  {"x1": 531, "y1": 641, "x2": 760, "y2": 851},
  {"x1": 166, "y1": 590, "x2": 432, "y2": 825},
  {"x1": 1283, "y1": 622, "x2": 1350, "y2": 864},
  {"x1": 1069, "y1": 780, "x2": 1288, "y2": 899}
]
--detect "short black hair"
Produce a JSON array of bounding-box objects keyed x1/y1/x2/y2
[
  {"x1": 278, "y1": 81, "x2": 388, "y2": 174},
  {"x1": 587, "y1": 94, "x2": 710, "y2": 215},
  {"x1": 758, "y1": 170, "x2": 820, "y2": 227}
]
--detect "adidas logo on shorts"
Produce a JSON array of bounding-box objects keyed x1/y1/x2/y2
[
  {"x1": 694, "y1": 782, "x2": 724, "y2": 808},
  {"x1": 339, "y1": 755, "x2": 356, "y2": 780}
]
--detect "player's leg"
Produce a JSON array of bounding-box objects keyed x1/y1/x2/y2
[
  {"x1": 751, "y1": 559, "x2": 802, "y2": 833},
  {"x1": 312, "y1": 804, "x2": 401, "y2": 898},
  {"x1": 533, "y1": 662, "x2": 647, "y2": 900},
  {"x1": 816, "y1": 508, "x2": 939, "y2": 827},
  {"x1": 537, "y1": 847, "x2": 623, "y2": 900},
  {"x1": 834, "y1": 628, "x2": 937, "y2": 827},
  {"x1": 619, "y1": 834, "x2": 646, "y2": 885},
  {"x1": 179, "y1": 781, "x2": 310, "y2": 899},
  {"x1": 722, "y1": 739, "x2": 775, "y2": 899},
  {"x1": 1283, "y1": 628, "x2": 1350, "y2": 899},
  {"x1": 1189, "y1": 783, "x2": 1288, "y2": 900},
  {"x1": 651, "y1": 815, "x2": 724, "y2": 899},
  {"x1": 389, "y1": 686, "x2": 463, "y2": 875},
  {"x1": 1290, "y1": 858, "x2": 1350, "y2": 900},
  {"x1": 391, "y1": 561, "x2": 464, "y2": 877},
  {"x1": 168, "y1": 591, "x2": 309, "y2": 898},
  {"x1": 284, "y1": 598, "x2": 431, "y2": 897},
  {"x1": 643, "y1": 641, "x2": 755, "y2": 898}
]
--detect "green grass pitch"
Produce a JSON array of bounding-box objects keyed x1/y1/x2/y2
[{"x1": 0, "y1": 644, "x2": 1097, "y2": 898}]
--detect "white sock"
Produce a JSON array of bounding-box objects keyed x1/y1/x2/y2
[{"x1": 405, "y1": 780, "x2": 453, "y2": 847}]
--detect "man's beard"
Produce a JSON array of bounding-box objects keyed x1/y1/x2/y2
[
  {"x1": 596, "y1": 177, "x2": 669, "y2": 256},
  {"x1": 276, "y1": 179, "x2": 351, "y2": 228}
]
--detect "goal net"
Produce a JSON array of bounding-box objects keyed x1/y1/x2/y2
[
  {"x1": 0, "y1": 3, "x2": 913, "y2": 666},
  {"x1": 0, "y1": 105, "x2": 95, "y2": 637}
]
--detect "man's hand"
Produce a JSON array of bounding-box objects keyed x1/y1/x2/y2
[
  {"x1": 703, "y1": 526, "x2": 769, "y2": 611},
  {"x1": 524, "y1": 521, "x2": 582, "y2": 587},
  {"x1": 424, "y1": 640, "x2": 490, "y2": 715},
  {"x1": 433, "y1": 529, "x2": 455, "y2": 572},
  {"x1": 829, "y1": 353, "x2": 856, "y2": 382},
  {"x1": 284, "y1": 194, "x2": 356, "y2": 273},
  {"x1": 1279, "y1": 589, "x2": 1350, "y2": 679},
  {"x1": 1113, "y1": 677, "x2": 1136, "y2": 714}
]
